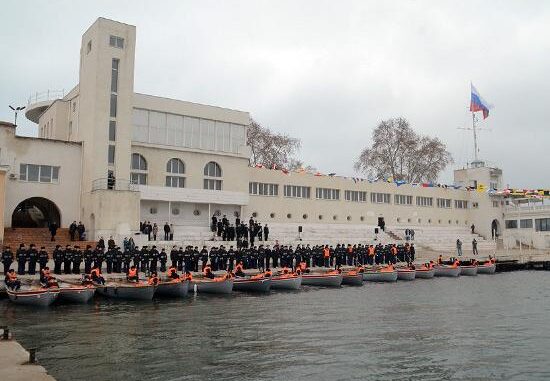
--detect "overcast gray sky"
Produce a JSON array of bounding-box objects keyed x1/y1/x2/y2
[{"x1": 1, "y1": 0, "x2": 549, "y2": 188}]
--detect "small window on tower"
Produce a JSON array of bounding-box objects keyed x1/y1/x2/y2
[
  {"x1": 109, "y1": 35, "x2": 124, "y2": 49},
  {"x1": 87, "y1": 40, "x2": 92, "y2": 54}
]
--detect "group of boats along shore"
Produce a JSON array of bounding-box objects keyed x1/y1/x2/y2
[{"x1": 2, "y1": 257, "x2": 496, "y2": 307}]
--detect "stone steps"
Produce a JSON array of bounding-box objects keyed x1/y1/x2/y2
[{"x1": 2, "y1": 228, "x2": 97, "y2": 254}]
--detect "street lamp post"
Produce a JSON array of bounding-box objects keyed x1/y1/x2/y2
[{"x1": 9, "y1": 105, "x2": 26, "y2": 126}]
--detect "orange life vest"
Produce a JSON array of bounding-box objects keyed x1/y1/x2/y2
[
  {"x1": 264, "y1": 270, "x2": 272, "y2": 277},
  {"x1": 90, "y1": 268, "x2": 100, "y2": 277},
  {"x1": 368, "y1": 247, "x2": 375, "y2": 256},
  {"x1": 203, "y1": 265, "x2": 213, "y2": 275},
  {"x1": 323, "y1": 248, "x2": 330, "y2": 258},
  {"x1": 128, "y1": 268, "x2": 137, "y2": 277},
  {"x1": 8, "y1": 273, "x2": 17, "y2": 281},
  {"x1": 148, "y1": 276, "x2": 158, "y2": 285},
  {"x1": 391, "y1": 247, "x2": 397, "y2": 255},
  {"x1": 299, "y1": 262, "x2": 307, "y2": 271}
]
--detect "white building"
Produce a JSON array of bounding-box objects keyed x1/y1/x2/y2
[{"x1": 1, "y1": 18, "x2": 548, "y2": 250}]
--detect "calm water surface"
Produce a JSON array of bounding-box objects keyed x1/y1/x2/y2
[{"x1": 2, "y1": 271, "x2": 550, "y2": 381}]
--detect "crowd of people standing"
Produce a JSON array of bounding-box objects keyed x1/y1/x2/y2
[{"x1": 1, "y1": 240, "x2": 416, "y2": 277}]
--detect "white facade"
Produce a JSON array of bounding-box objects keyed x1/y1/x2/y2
[{"x1": 1, "y1": 17, "x2": 547, "y2": 249}]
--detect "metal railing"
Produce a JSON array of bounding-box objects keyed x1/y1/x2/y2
[
  {"x1": 91, "y1": 178, "x2": 139, "y2": 192},
  {"x1": 27, "y1": 89, "x2": 65, "y2": 105}
]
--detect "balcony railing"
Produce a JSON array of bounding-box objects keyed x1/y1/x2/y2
[
  {"x1": 91, "y1": 178, "x2": 139, "y2": 192},
  {"x1": 27, "y1": 89, "x2": 65, "y2": 105}
]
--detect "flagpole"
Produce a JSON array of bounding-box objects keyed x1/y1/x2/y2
[{"x1": 472, "y1": 112, "x2": 479, "y2": 162}]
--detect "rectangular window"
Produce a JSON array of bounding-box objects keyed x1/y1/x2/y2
[
  {"x1": 131, "y1": 173, "x2": 147, "y2": 185},
  {"x1": 39, "y1": 165, "x2": 52, "y2": 182},
  {"x1": 284, "y1": 185, "x2": 311, "y2": 199},
  {"x1": 454, "y1": 200, "x2": 468, "y2": 209},
  {"x1": 394, "y1": 194, "x2": 413, "y2": 205},
  {"x1": 416, "y1": 196, "x2": 433, "y2": 207},
  {"x1": 493, "y1": 201, "x2": 500, "y2": 208},
  {"x1": 109, "y1": 35, "x2": 124, "y2": 49},
  {"x1": 110, "y1": 94, "x2": 117, "y2": 118},
  {"x1": 109, "y1": 121, "x2": 116, "y2": 141},
  {"x1": 20, "y1": 164, "x2": 27, "y2": 181},
  {"x1": 19, "y1": 164, "x2": 60, "y2": 183},
  {"x1": 316, "y1": 187, "x2": 340, "y2": 200},
  {"x1": 108, "y1": 145, "x2": 115, "y2": 165},
  {"x1": 204, "y1": 179, "x2": 222, "y2": 190},
  {"x1": 535, "y1": 218, "x2": 550, "y2": 232},
  {"x1": 437, "y1": 198, "x2": 452, "y2": 208},
  {"x1": 166, "y1": 176, "x2": 185, "y2": 188},
  {"x1": 249, "y1": 182, "x2": 278, "y2": 196},
  {"x1": 505, "y1": 220, "x2": 518, "y2": 229},
  {"x1": 370, "y1": 192, "x2": 391, "y2": 204},
  {"x1": 344, "y1": 190, "x2": 367, "y2": 202},
  {"x1": 111, "y1": 59, "x2": 119, "y2": 93},
  {"x1": 520, "y1": 219, "x2": 533, "y2": 229}
]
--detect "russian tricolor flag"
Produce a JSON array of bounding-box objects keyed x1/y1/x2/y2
[{"x1": 470, "y1": 83, "x2": 492, "y2": 119}]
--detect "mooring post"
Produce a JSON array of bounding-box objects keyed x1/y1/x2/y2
[
  {"x1": 0, "y1": 326, "x2": 9, "y2": 340},
  {"x1": 29, "y1": 348, "x2": 37, "y2": 364}
]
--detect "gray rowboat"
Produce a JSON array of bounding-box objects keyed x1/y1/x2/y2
[
  {"x1": 397, "y1": 268, "x2": 416, "y2": 281},
  {"x1": 477, "y1": 263, "x2": 496, "y2": 274},
  {"x1": 58, "y1": 283, "x2": 96, "y2": 303},
  {"x1": 415, "y1": 268, "x2": 435, "y2": 279},
  {"x1": 7, "y1": 287, "x2": 59, "y2": 307},
  {"x1": 363, "y1": 270, "x2": 398, "y2": 282},
  {"x1": 301, "y1": 273, "x2": 343, "y2": 287},
  {"x1": 459, "y1": 265, "x2": 478, "y2": 276},
  {"x1": 434, "y1": 265, "x2": 461, "y2": 277},
  {"x1": 96, "y1": 282, "x2": 155, "y2": 300},
  {"x1": 270, "y1": 275, "x2": 302, "y2": 290},
  {"x1": 194, "y1": 278, "x2": 234, "y2": 294},
  {"x1": 233, "y1": 277, "x2": 271, "y2": 292},
  {"x1": 342, "y1": 272, "x2": 364, "y2": 286},
  {"x1": 155, "y1": 280, "x2": 190, "y2": 297}
]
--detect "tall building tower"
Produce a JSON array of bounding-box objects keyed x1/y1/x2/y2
[{"x1": 78, "y1": 18, "x2": 139, "y2": 238}]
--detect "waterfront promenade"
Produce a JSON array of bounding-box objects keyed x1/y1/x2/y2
[{"x1": 0, "y1": 329, "x2": 56, "y2": 381}]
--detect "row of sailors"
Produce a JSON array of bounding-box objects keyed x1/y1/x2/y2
[{"x1": 1, "y1": 242, "x2": 416, "y2": 275}]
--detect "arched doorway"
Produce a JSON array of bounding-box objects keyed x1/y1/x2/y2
[
  {"x1": 491, "y1": 219, "x2": 500, "y2": 239},
  {"x1": 11, "y1": 197, "x2": 61, "y2": 228}
]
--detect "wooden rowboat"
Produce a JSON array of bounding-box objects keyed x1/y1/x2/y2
[
  {"x1": 7, "y1": 286, "x2": 59, "y2": 307},
  {"x1": 155, "y1": 280, "x2": 190, "y2": 297},
  {"x1": 270, "y1": 274, "x2": 302, "y2": 290},
  {"x1": 433, "y1": 265, "x2": 461, "y2": 277},
  {"x1": 193, "y1": 278, "x2": 234, "y2": 294},
  {"x1": 301, "y1": 272, "x2": 343, "y2": 287},
  {"x1": 95, "y1": 282, "x2": 155, "y2": 300}
]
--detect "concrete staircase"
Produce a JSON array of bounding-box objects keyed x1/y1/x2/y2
[
  {"x1": 2, "y1": 228, "x2": 97, "y2": 254},
  {"x1": 389, "y1": 226, "x2": 496, "y2": 254}
]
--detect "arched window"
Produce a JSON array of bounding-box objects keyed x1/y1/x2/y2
[
  {"x1": 204, "y1": 161, "x2": 222, "y2": 177},
  {"x1": 166, "y1": 158, "x2": 185, "y2": 188},
  {"x1": 130, "y1": 153, "x2": 148, "y2": 185},
  {"x1": 203, "y1": 161, "x2": 222, "y2": 190}
]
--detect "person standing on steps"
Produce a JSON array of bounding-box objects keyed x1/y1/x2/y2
[
  {"x1": 472, "y1": 239, "x2": 478, "y2": 256},
  {"x1": 456, "y1": 239, "x2": 463, "y2": 257},
  {"x1": 49, "y1": 221, "x2": 58, "y2": 242},
  {"x1": 1, "y1": 246, "x2": 14, "y2": 275}
]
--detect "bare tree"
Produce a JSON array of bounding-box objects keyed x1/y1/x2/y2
[
  {"x1": 288, "y1": 159, "x2": 317, "y2": 172},
  {"x1": 248, "y1": 119, "x2": 301, "y2": 168},
  {"x1": 354, "y1": 117, "x2": 452, "y2": 183}
]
